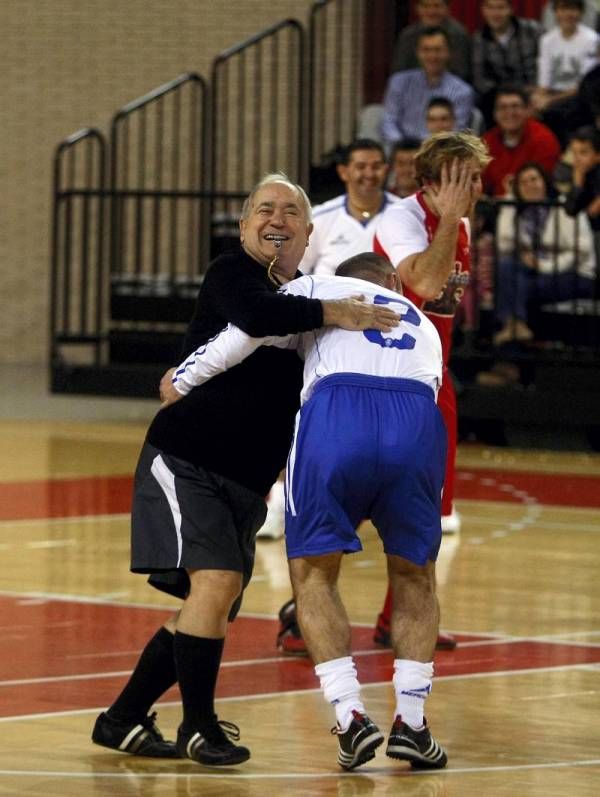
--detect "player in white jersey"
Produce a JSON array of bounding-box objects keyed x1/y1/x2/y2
[
  {"x1": 265, "y1": 140, "x2": 397, "y2": 547},
  {"x1": 299, "y1": 139, "x2": 400, "y2": 277},
  {"x1": 163, "y1": 253, "x2": 449, "y2": 772}
]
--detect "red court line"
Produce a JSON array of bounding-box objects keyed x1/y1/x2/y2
[
  {"x1": 2, "y1": 596, "x2": 599, "y2": 717},
  {"x1": 2, "y1": 467, "x2": 599, "y2": 522}
]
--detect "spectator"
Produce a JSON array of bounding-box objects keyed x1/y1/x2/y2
[
  {"x1": 381, "y1": 27, "x2": 474, "y2": 148},
  {"x1": 391, "y1": 0, "x2": 471, "y2": 81},
  {"x1": 493, "y1": 161, "x2": 596, "y2": 345},
  {"x1": 531, "y1": 0, "x2": 600, "y2": 144},
  {"x1": 300, "y1": 139, "x2": 398, "y2": 277},
  {"x1": 553, "y1": 123, "x2": 599, "y2": 192},
  {"x1": 483, "y1": 85, "x2": 561, "y2": 195},
  {"x1": 388, "y1": 138, "x2": 422, "y2": 197},
  {"x1": 426, "y1": 96, "x2": 456, "y2": 133},
  {"x1": 541, "y1": 0, "x2": 600, "y2": 31},
  {"x1": 564, "y1": 125, "x2": 600, "y2": 265},
  {"x1": 472, "y1": 0, "x2": 540, "y2": 128}
]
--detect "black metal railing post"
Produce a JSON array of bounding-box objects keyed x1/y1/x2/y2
[
  {"x1": 210, "y1": 19, "x2": 306, "y2": 230},
  {"x1": 50, "y1": 127, "x2": 107, "y2": 377}
]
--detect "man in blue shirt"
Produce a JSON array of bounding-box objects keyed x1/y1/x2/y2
[{"x1": 381, "y1": 26, "x2": 474, "y2": 149}]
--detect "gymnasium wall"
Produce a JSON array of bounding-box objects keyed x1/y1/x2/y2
[{"x1": 0, "y1": 0, "x2": 314, "y2": 364}]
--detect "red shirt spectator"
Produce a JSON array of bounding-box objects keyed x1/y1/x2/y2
[{"x1": 482, "y1": 86, "x2": 561, "y2": 195}]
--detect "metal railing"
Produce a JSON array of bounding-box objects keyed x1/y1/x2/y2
[
  {"x1": 210, "y1": 18, "x2": 306, "y2": 228},
  {"x1": 109, "y1": 72, "x2": 209, "y2": 289},
  {"x1": 308, "y1": 0, "x2": 364, "y2": 166},
  {"x1": 50, "y1": 128, "x2": 107, "y2": 367}
]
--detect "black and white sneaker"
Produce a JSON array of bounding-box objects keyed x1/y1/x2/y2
[
  {"x1": 386, "y1": 715, "x2": 447, "y2": 769},
  {"x1": 177, "y1": 718, "x2": 250, "y2": 766},
  {"x1": 332, "y1": 710, "x2": 384, "y2": 770},
  {"x1": 92, "y1": 710, "x2": 179, "y2": 757}
]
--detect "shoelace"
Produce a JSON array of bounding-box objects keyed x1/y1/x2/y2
[
  {"x1": 140, "y1": 711, "x2": 163, "y2": 741},
  {"x1": 218, "y1": 720, "x2": 241, "y2": 742}
]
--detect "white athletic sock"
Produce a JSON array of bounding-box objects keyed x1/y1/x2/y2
[
  {"x1": 393, "y1": 659, "x2": 434, "y2": 729},
  {"x1": 314, "y1": 656, "x2": 366, "y2": 731}
]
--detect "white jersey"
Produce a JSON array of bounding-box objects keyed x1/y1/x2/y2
[
  {"x1": 173, "y1": 275, "x2": 443, "y2": 405},
  {"x1": 300, "y1": 192, "x2": 400, "y2": 277},
  {"x1": 374, "y1": 194, "x2": 471, "y2": 267}
]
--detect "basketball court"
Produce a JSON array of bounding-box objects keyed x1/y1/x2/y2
[{"x1": 0, "y1": 410, "x2": 599, "y2": 796}]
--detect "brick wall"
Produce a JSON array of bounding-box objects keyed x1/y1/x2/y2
[{"x1": 0, "y1": 0, "x2": 314, "y2": 363}]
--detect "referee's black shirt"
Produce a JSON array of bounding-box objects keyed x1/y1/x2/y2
[{"x1": 147, "y1": 249, "x2": 323, "y2": 497}]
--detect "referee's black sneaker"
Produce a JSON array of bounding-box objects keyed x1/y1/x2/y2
[
  {"x1": 332, "y1": 710, "x2": 384, "y2": 770},
  {"x1": 386, "y1": 715, "x2": 447, "y2": 769},
  {"x1": 92, "y1": 710, "x2": 179, "y2": 757},
  {"x1": 177, "y1": 718, "x2": 250, "y2": 766}
]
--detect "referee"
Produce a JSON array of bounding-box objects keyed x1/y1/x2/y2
[{"x1": 91, "y1": 173, "x2": 399, "y2": 767}]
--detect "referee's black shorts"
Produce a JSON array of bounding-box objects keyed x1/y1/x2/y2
[{"x1": 130, "y1": 442, "x2": 267, "y2": 620}]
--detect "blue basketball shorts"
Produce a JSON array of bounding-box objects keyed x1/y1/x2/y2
[{"x1": 284, "y1": 373, "x2": 447, "y2": 565}]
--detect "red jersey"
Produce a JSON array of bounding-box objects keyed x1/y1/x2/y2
[{"x1": 373, "y1": 191, "x2": 470, "y2": 365}]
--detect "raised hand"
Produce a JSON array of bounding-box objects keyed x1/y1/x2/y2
[{"x1": 424, "y1": 158, "x2": 474, "y2": 222}]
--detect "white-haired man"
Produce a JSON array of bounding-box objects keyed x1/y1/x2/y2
[{"x1": 90, "y1": 175, "x2": 399, "y2": 767}]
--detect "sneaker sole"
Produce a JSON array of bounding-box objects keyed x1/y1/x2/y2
[
  {"x1": 185, "y1": 750, "x2": 251, "y2": 767},
  {"x1": 386, "y1": 743, "x2": 447, "y2": 769},
  {"x1": 177, "y1": 743, "x2": 251, "y2": 767},
  {"x1": 338, "y1": 731, "x2": 384, "y2": 771}
]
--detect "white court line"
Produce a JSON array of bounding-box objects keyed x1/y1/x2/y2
[
  {"x1": 0, "y1": 661, "x2": 596, "y2": 724},
  {"x1": 0, "y1": 653, "x2": 298, "y2": 688},
  {"x1": 4, "y1": 630, "x2": 600, "y2": 688},
  {"x1": 0, "y1": 758, "x2": 599, "y2": 780}
]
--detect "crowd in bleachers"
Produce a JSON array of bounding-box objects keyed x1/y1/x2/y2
[{"x1": 363, "y1": 0, "x2": 600, "y2": 361}]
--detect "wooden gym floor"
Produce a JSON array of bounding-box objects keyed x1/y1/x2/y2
[{"x1": 0, "y1": 374, "x2": 598, "y2": 796}]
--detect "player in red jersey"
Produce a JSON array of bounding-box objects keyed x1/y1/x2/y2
[{"x1": 372, "y1": 131, "x2": 491, "y2": 648}]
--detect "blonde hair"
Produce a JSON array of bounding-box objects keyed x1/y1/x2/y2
[
  {"x1": 240, "y1": 172, "x2": 312, "y2": 222},
  {"x1": 414, "y1": 131, "x2": 491, "y2": 185}
]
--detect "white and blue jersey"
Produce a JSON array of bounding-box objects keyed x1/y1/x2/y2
[
  {"x1": 173, "y1": 275, "x2": 443, "y2": 403},
  {"x1": 299, "y1": 193, "x2": 400, "y2": 277},
  {"x1": 172, "y1": 274, "x2": 446, "y2": 565}
]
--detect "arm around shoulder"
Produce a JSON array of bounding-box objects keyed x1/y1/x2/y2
[{"x1": 211, "y1": 258, "x2": 324, "y2": 338}]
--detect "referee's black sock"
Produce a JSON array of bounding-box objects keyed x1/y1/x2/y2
[
  {"x1": 107, "y1": 626, "x2": 177, "y2": 724},
  {"x1": 174, "y1": 630, "x2": 225, "y2": 732}
]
